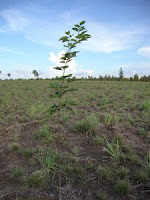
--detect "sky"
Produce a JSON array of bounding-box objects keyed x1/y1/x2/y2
[{"x1": 0, "y1": 0, "x2": 150, "y2": 79}]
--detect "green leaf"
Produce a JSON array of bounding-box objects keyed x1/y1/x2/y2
[
  {"x1": 62, "y1": 74, "x2": 72, "y2": 79},
  {"x1": 59, "y1": 61, "x2": 65, "y2": 64},
  {"x1": 72, "y1": 27, "x2": 78, "y2": 31},
  {"x1": 54, "y1": 66, "x2": 62, "y2": 70},
  {"x1": 65, "y1": 31, "x2": 70, "y2": 35},
  {"x1": 59, "y1": 36, "x2": 69, "y2": 42},
  {"x1": 71, "y1": 38, "x2": 77, "y2": 42},
  {"x1": 71, "y1": 51, "x2": 79, "y2": 57},
  {"x1": 65, "y1": 52, "x2": 71, "y2": 58},
  {"x1": 74, "y1": 24, "x2": 80, "y2": 27},
  {"x1": 80, "y1": 20, "x2": 86, "y2": 25},
  {"x1": 62, "y1": 65, "x2": 69, "y2": 70}
]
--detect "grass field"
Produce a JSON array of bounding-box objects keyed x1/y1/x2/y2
[{"x1": 0, "y1": 80, "x2": 150, "y2": 200}]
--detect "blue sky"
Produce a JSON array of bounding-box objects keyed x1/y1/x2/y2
[{"x1": 0, "y1": 0, "x2": 150, "y2": 79}]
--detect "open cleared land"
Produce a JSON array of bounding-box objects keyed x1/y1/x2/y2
[{"x1": 0, "y1": 80, "x2": 150, "y2": 200}]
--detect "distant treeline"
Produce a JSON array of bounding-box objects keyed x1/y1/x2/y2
[
  {"x1": 53, "y1": 74, "x2": 150, "y2": 82},
  {"x1": 1, "y1": 68, "x2": 150, "y2": 82},
  {"x1": 2, "y1": 74, "x2": 150, "y2": 82}
]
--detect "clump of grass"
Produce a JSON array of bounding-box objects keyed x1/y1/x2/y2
[
  {"x1": 22, "y1": 149, "x2": 32, "y2": 158},
  {"x1": 37, "y1": 149, "x2": 58, "y2": 176},
  {"x1": 13, "y1": 133, "x2": 20, "y2": 142},
  {"x1": 104, "y1": 113, "x2": 119, "y2": 126},
  {"x1": 116, "y1": 167, "x2": 129, "y2": 180},
  {"x1": 115, "y1": 179, "x2": 131, "y2": 197},
  {"x1": 60, "y1": 113, "x2": 69, "y2": 123},
  {"x1": 72, "y1": 146, "x2": 79, "y2": 155},
  {"x1": 74, "y1": 165, "x2": 84, "y2": 174},
  {"x1": 93, "y1": 135, "x2": 104, "y2": 145},
  {"x1": 97, "y1": 192, "x2": 106, "y2": 200},
  {"x1": 145, "y1": 151, "x2": 150, "y2": 175},
  {"x1": 125, "y1": 93, "x2": 133, "y2": 101},
  {"x1": 138, "y1": 128, "x2": 146, "y2": 136},
  {"x1": 73, "y1": 114, "x2": 99, "y2": 134},
  {"x1": 97, "y1": 166, "x2": 113, "y2": 182},
  {"x1": 11, "y1": 143, "x2": 19, "y2": 151},
  {"x1": 12, "y1": 166, "x2": 24, "y2": 179},
  {"x1": 87, "y1": 93, "x2": 97, "y2": 101},
  {"x1": 24, "y1": 170, "x2": 46, "y2": 188},
  {"x1": 63, "y1": 164, "x2": 74, "y2": 174},
  {"x1": 141, "y1": 100, "x2": 150, "y2": 111},
  {"x1": 101, "y1": 97, "x2": 109, "y2": 106},
  {"x1": 125, "y1": 150, "x2": 142, "y2": 165},
  {"x1": 126, "y1": 113, "x2": 133, "y2": 124},
  {"x1": 62, "y1": 98, "x2": 78, "y2": 106},
  {"x1": 29, "y1": 102, "x2": 44, "y2": 118},
  {"x1": 34, "y1": 125, "x2": 52, "y2": 142},
  {"x1": 134, "y1": 169, "x2": 148, "y2": 183},
  {"x1": 104, "y1": 137, "x2": 121, "y2": 161}
]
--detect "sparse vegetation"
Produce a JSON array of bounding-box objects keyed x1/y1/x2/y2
[
  {"x1": 115, "y1": 179, "x2": 131, "y2": 196},
  {"x1": 0, "y1": 79, "x2": 150, "y2": 199},
  {"x1": 74, "y1": 114, "x2": 99, "y2": 134},
  {"x1": 104, "y1": 137, "x2": 121, "y2": 161},
  {"x1": 12, "y1": 166, "x2": 24, "y2": 180},
  {"x1": 24, "y1": 170, "x2": 46, "y2": 188}
]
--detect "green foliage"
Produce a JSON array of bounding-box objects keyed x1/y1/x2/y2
[
  {"x1": 97, "y1": 192, "x2": 107, "y2": 200},
  {"x1": 126, "y1": 113, "x2": 133, "y2": 124},
  {"x1": 116, "y1": 167, "x2": 129, "y2": 180},
  {"x1": 143, "y1": 151, "x2": 150, "y2": 175},
  {"x1": 97, "y1": 166, "x2": 113, "y2": 182},
  {"x1": 12, "y1": 166, "x2": 24, "y2": 179},
  {"x1": 146, "y1": 151, "x2": 150, "y2": 174},
  {"x1": 11, "y1": 143, "x2": 19, "y2": 151},
  {"x1": 104, "y1": 113, "x2": 119, "y2": 126},
  {"x1": 134, "y1": 169, "x2": 148, "y2": 183},
  {"x1": 119, "y1": 67, "x2": 124, "y2": 80},
  {"x1": 101, "y1": 97, "x2": 109, "y2": 106},
  {"x1": 73, "y1": 114, "x2": 99, "y2": 134},
  {"x1": 37, "y1": 149, "x2": 58, "y2": 174},
  {"x1": 104, "y1": 137, "x2": 121, "y2": 160},
  {"x1": 125, "y1": 93, "x2": 133, "y2": 101},
  {"x1": 134, "y1": 73, "x2": 139, "y2": 81},
  {"x1": 141, "y1": 100, "x2": 150, "y2": 111},
  {"x1": 13, "y1": 133, "x2": 20, "y2": 142},
  {"x1": 22, "y1": 149, "x2": 33, "y2": 158},
  {"x1": 32, "y1": 70, "x2": 39, "y2": 79},
  {"x1": 24, "y1": 170, "x2": 46, "y2": 188},
  {"x1": 34, "y1": 125, "x2": 52, "y2": 142},
  {"x1": 93, "y1": 135, "x2": 104, "y2": 145},
  {"x1": 49, "y1": 21, "x2": 91, "y2": 116},
  {"x1": 29, "y1": 102, "x2": 44, "y2": 118},
  {"x1": 115, "y1": 179, "x2": 131, "y2": 196},
  {"x1": 138, "y1": 127, "x2": 146, "y2": 136}
]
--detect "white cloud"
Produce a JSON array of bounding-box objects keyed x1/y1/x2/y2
[
  {"x1": 0, "y1": 66, "x2": 34, "y2": 79},
  {"x1": 48, "y1": 50, "x2": 94, "y2": 78},
  {"x1": 137, "y1": 46, "x2": 150, "y2": 57},
  {"x1": 81, "y1": 22, "x2": 144, "y2": 53},
  {"x1": 0, "y1": 9, "x2": 30, "y2": 31},
  {"x1": 0, "y1": 51, "x2": 94, "y2": 79},
  {"x1": 0, "y1": 8, "x2": 146, "y2": 54}
]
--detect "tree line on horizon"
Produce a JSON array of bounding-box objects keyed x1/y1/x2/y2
[{"x1": 0, "y1": 68, "x2": 150, "y2": 82}]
